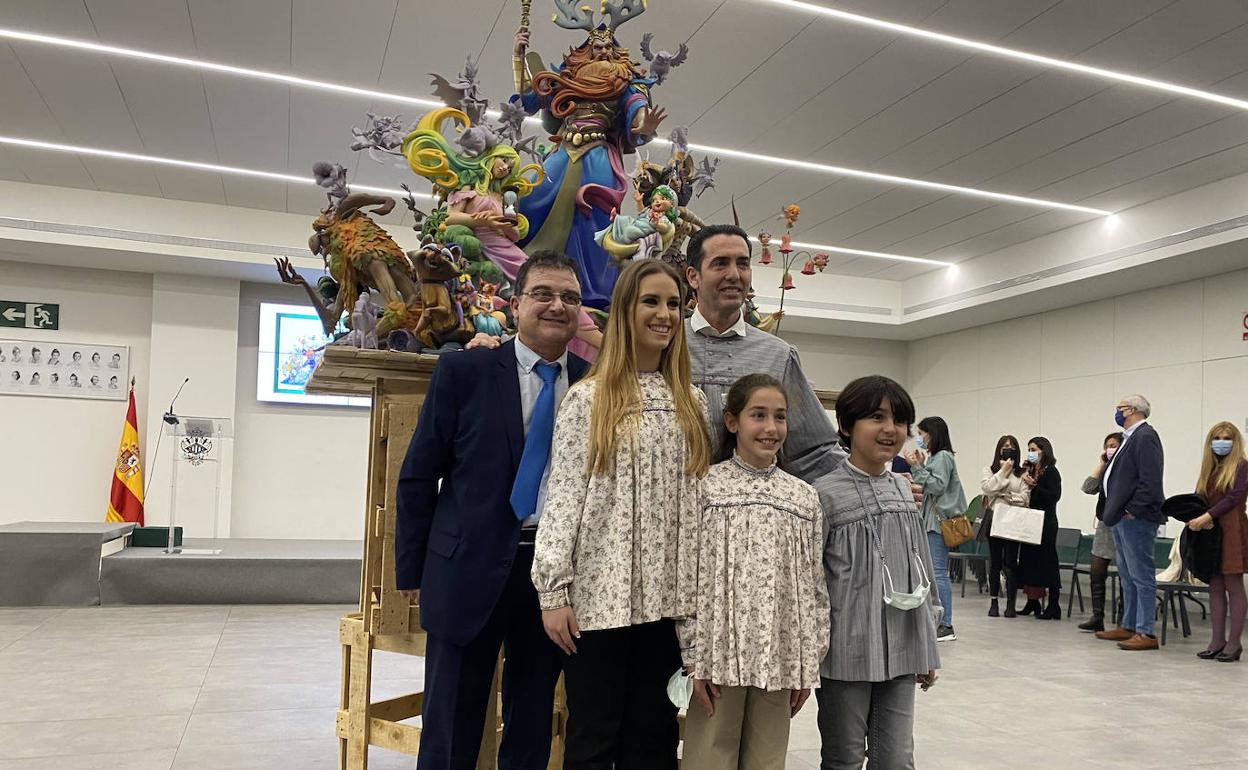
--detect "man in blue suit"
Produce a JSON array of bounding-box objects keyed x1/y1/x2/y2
[
  {"x1": 397, "y1": 250, "x2": 590, "y2": 769},
  {"x1": 1095, "y1": 394, "x2": 1166, "y2": 651}
]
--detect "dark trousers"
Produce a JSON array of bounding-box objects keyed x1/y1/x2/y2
[
  {"x1": 561, "y1": 619, "x2": 682, "y2": 770},
  {"x1": 987, "y1": 536, "x2": 1020, "y2": 597},
  {"x1": 418, "y1": 545, "x2": 562, "y2": 770}
]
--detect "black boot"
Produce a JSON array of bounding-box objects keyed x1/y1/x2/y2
[
  {"x1": 1039, "y1": 588, "x2": 1061, "y2": 619},
  {"x1": 1003, "y1": 572, "x2": 1018, "y2": 617},
  {"x1": 1079, "y1": 573, "x2": 1106, "y2": 632},
  {"x1": 988, "y1": 598, "x2": 1000, "y2": 617},
  {"x1": 1018, "y1": 599, "x2": 1041, "y2": 616}
]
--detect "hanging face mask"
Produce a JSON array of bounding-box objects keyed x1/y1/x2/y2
[
  {"x1": 666, "y1": 668, "x2": 692, "y2": 709},
  {"x1": 1212, "y1": 439, "x2": 1234, "y2": 457},
  {"x1": 914, "y1": 434, "x2": 927, "y2": 451},
  {"x1": 881, "y1": 554, "x2": 931, "y2": 612},
  {"x1": 1105, "y1": 446, "x2": 1118, "y2": 461},
  {"x1": 1114, "y1": 409, "x2": 1128, "y2": 428},
  {"x1": 1027, "y1": 451, "x2": 1039, "y2": 464}
]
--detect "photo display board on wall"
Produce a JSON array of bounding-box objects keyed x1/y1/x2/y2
[{"x1": 0, "y1": 339, "x2": 130, "y2": 400}]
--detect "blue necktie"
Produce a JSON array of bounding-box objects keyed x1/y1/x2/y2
[{"x1": 510, "y1": 361, "x2": 562, "y2": 521}]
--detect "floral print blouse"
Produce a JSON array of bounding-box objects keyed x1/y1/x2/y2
[
  {"x1": 676, "y1": 456, "x2": 830, "y2": 691},
  {"x1": 532, "y1": 373, "x2": 707, "y2": 632}
]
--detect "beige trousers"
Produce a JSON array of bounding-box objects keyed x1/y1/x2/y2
[{"x1": 681, "y1": 685, "x2": 791, "y2": 770}]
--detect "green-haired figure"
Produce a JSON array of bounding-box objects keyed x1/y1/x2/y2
[
  {"x1": 594, "y1": 184, "x2": 679, "y2": 263},
  {"x1": 403, "y1": 107, "x2": 603, "y2": 358}
]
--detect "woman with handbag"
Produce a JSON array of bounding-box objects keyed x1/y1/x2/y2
[
  {"x1": 905, "y1": 416, "x2": 967, "y2": 642},
  {"x1": 980, "y1": 435, "x2": 1031, "y2": 618},
  {"x1": 1185, "y1": 422, "x2": 1248, "y2": 663},
  {"x1": 1015, "y1": 437, "x2": 1063, "y2": 620}
]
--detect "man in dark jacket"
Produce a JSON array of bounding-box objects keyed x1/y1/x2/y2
[
  {"x1": 1095, "y1": 394, "x2": 1165, "y2": 651},
  {"x1": 395, "y1": 251, "x2": 588, "y2": 769}
]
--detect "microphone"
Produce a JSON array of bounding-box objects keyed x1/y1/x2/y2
[
  {"x1": 145, "y1": 377, "x2": 190, "y2": 502},
  {"x1": 163, "y1": 377, "x2": 189, "y2": 425}
]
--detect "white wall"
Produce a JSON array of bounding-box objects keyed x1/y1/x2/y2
[
  {"x1": 782, "y1": 330, "x2": 908, "y2": 392},
  {"x1": 230, "y1": 282, "x2": 370, "y2": 540},
  {"x1": 0, "y1": 258, "x2": 153, "y2": 523},
  {"x1": 144, "y1": 274, "x2": 240, "y2": 537},
  {"x1": 908, "y1": 266, "x2": 1248, "y2": 537}
]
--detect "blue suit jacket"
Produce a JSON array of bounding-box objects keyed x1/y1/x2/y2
[
  {"x1": 395, "y1": 340, "x2": 588, "y2": 645},
  {"x1": 1097, "y1": 421, "x2": 1166, "y2": 527}
]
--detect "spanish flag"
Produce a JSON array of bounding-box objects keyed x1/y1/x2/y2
[{"x1": 106, "y1": 382, "x2": 145, "y2": 525}]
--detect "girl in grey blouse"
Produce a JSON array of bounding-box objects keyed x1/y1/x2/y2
[{"x1": 813, "y1": 375, "x2": 940, "y2": 770}]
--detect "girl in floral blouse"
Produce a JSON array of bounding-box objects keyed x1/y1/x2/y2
[
  {"x1": 532, "y1": 259, "x2": 711, "y2": 770},
  {"x1": 678, "y1": 373, "x2": 829, "y2": 770}
]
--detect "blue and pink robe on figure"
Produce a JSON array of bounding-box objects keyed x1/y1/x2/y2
[{"x1": 512, "y1": 76, "x2": 654, "y2": 311}]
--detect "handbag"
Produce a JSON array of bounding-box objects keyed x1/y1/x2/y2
[
  {"x1": 940, "y1": 514, "x2": 975, "y2": 548},
  {"x1": 991, "y1": 504, "x2": 1045, "y2": 545}
]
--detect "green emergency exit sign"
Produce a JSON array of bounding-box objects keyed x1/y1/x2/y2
[{"x1": 0, "y1": 301, "x2": 59, "y2": 330}]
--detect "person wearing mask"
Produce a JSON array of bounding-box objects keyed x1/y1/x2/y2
[
  {"x1": 980, "y1": 435, "x2": 1030, "y2": 618},
  {"x1": 905, "y1": 416, "x2": 967, "y2": 642},
  {"x1": 1095, "y1": 395, "x2": 1165, "y2": 651},
  {"x1": 1187, "y1": 422, "x2": 1248, "y2": 662},
  {"x1": 533, "y1": 260, "x2": 711, "y2": 770},
  {"x1": 1014, "y1": 438, "x2": 1063, "y2": 619},
  {"x1": 1077, "y1": 432, "x2": 1123, "y2": 632}
]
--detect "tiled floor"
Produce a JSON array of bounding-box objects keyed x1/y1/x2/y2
[{"x1": 0, "y1": 592, "x2": 1243, "y2": 769}]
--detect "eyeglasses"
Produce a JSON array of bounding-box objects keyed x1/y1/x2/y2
[{"x1": 520, "y1": 289, "x2": 582, "y2": 307}]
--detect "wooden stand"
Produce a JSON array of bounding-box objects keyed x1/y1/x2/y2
[
  {"x1": 310, "y1": 348, "x2": 832, "y2": 768},
  {"x1": 308, "y1": 347, "x2": 568, "y2": 770}
]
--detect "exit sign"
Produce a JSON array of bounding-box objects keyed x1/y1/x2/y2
[{"x1": 0, "y1": 301, "x2": 59, "y2": 330}]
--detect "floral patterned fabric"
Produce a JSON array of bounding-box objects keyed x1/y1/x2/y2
[
  {"x1": 532, "y1": 373, "x2": 707, "y2": 631},
  {"x1": 676, "y1": 456, "x2": 830, "y2": 691}
]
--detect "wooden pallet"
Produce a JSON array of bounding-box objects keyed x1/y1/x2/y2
[{"x1": 310, "y1": 348, "x2": 566, "y2": 770}]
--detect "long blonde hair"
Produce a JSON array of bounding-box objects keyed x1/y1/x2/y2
[
  {"x1": 401, "y1": 108, "x2": 542, "y2": 198},
  {"x1": 1197, "y1": 421, "x2": 1246, "y2": 495},
  {"x1": 585, "y1": 260, "x2": 710, "y2": 477}
]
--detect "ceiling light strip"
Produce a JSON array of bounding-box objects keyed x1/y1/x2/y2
[
  {"x1": 0, "y1": 27, "x2": 445, "y2": 110},
  {"x1": 0, "y1": 135, "x2": 426, "y2": 199},
  {"x1": 763, "y1": 0, "x2": 1248, "y2": 112},
  {"x1": 747, "y1": 236, "x2": 952, "y2": 267},
  {"x1": 695, "y1": 142, "x2": 1109, "y2": 215},
  {"x1": 0, "y1": 27, "x2": 1108, "y2": 215}
]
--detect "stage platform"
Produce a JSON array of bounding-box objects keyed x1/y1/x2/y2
[{"x1": 100, "y1": 537, "x2": 361, "y2": 605}]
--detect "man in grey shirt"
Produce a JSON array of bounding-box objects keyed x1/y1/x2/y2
[{"x1": 683, "y1": 224, "x2": 847, "y2": 483}]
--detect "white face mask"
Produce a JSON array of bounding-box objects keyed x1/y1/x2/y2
[
  {"x1": 666, "y1": 668, "x2": 692, "y2": 709},
  {"x1": 881, "y1": 554, "x2": 932, "y2": 612}
]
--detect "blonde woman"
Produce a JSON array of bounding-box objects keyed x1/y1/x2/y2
[
  {"x1": 532, "y1": 260, "x2": 711, "y2": 769},
  {"x1": 1187, "y1": 422, "x2": 1248, "y2": 662}
]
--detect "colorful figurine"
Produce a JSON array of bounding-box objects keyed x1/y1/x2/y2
[
  {"x1": 277, "y1": 192, "x2": 422, "y2": 339},
  {"x1": 595, "y1": 184, "x2": 679, "y2": 262},
  {"x1": 511, "y1": 0, "x2": 666, "y2": 310},
  {"x1": 410, "y1": 236, "x2": 473, "y2": 350},
  {"x1": 402, "y1": 108, "x2": 604, "y2": 360}
]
